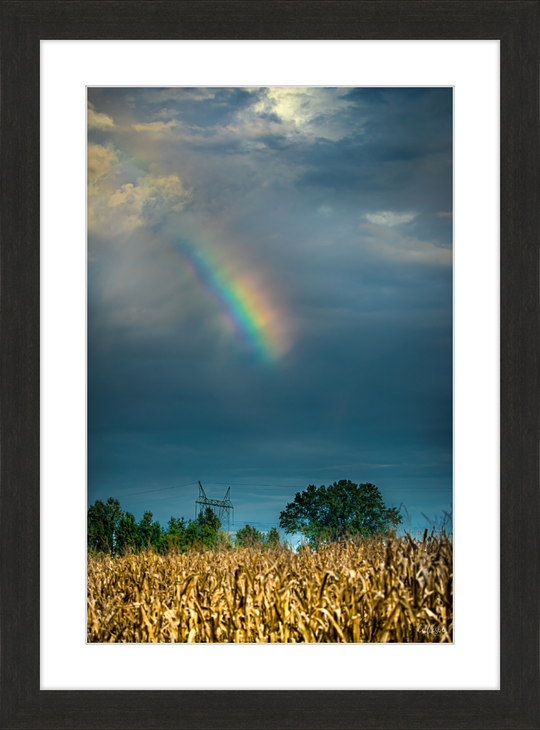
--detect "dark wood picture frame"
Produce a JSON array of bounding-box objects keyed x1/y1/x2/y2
[{"x1": 1, "y1": 1, "x2": 538, "y2": 728}]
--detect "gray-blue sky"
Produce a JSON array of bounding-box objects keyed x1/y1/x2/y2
[{"x1": 87, "y1": 87, "x2": 453, "y2": 536}]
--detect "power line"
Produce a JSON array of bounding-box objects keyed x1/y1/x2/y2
[
  {"x1": 208, "y1": 482, "x2": 309, "y2": 489},
  {"x1": 205, "y1": 482, "x2": 452, "y2": 492},
  {"x1": 106, "y1": 481, "x2": 452, "y2": 508},
  {"x1": 121, "y1": 495, "x2": 196, "y2": 507},
  {"x1": 114, "y1": 489, "x2": 452, "y2": 508},
  {"x1": 114, "y1": 482, "x2": 197, "y2": 499}
]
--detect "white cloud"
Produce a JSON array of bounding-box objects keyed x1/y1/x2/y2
[
  {"x1": 88, "y1": 107, "x2": 115, "y2": 130},
  {"x1": 223, "y1": 117, "x2": 296, "y2": 143},
  {"x1": 366, "y1": 211, "x2": 418, "y2": 227}
]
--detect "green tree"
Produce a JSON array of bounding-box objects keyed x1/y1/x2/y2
[
  {"x1": 263, "y1": 527, "x2": 281, "y2": 550},
  {"x1": 183, "y1": 519, "x2": 201, "y2": 550},
  {"x1": 138, "y1": 511, "x2": 164, "y2": 551},
  {"x1": 87, "y1": 497, "x2": 122, "y2": 553},
  {"x1": 195, "y1": 508, "x2": 222, "y2": 550},
  {"x1": 115, "y1": 510, "x2": 140, "y2": 553},
  {"x1": 235, "y1": 524, "x2": 264, "y2": 548},
  {"x1": 164, "y1": 516, "x2": 188, "y2": 552},
  {"x1": 279, "y1": 480, "x2": 402, "y2": 547}
]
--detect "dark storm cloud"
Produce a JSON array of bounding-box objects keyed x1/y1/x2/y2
[{"x1": 87, "y1": 86, "x2": 453, "y2": 533}]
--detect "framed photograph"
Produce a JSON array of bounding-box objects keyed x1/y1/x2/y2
[{"x1": 2, "y1": 1, "x2": 538, "y2": 728}]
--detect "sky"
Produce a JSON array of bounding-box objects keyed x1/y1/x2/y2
[{"x1": 87, "y1": 87, "x2": 453, "y2": 538}]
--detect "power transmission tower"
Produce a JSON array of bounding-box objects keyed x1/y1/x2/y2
[{"x1": 195, "y1": 482, "x2": 234, "y2": 534}]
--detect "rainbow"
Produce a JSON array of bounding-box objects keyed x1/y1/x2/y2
[{"x1": 169, "y1": 240, "x2": 290, "y2": 362}]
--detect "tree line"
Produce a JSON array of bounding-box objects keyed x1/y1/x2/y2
[
  {"x1": 87, "y1": 498, "x2": 282, "y2": 555},
  {"x1": 88, "y1": 480, "x2": 402, "y2": 555}
]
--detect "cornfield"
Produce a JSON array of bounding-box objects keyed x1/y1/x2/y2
[{"x1": 87, "y1": 533, "x2": 452, "y2": 642}]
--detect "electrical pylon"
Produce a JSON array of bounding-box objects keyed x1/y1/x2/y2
[{"x1": 195, "y1": 482, "x2": 234, "y2": 533}]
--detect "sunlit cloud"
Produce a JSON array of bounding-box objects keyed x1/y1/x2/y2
[
  {"x1": 87, "y1": 143, "x2": 119, "y2": 186},
  {"x1": 251, "y1": 87, "x2": 358, "y2": 141},
  {"x1": 132, "y1": 120, "x2": 179, "y2": 134},
  {"x1": 88, "y1": 107, "x2": 116, "y2": 130}
]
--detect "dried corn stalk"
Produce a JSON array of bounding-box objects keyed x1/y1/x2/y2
[{"x1": 87, "y1": 534, "x2": 453, "y2": 643}]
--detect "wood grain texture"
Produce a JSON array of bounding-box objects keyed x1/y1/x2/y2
[{"x1": 0, "y1": 1, "x2": 538, "y2": 728}]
